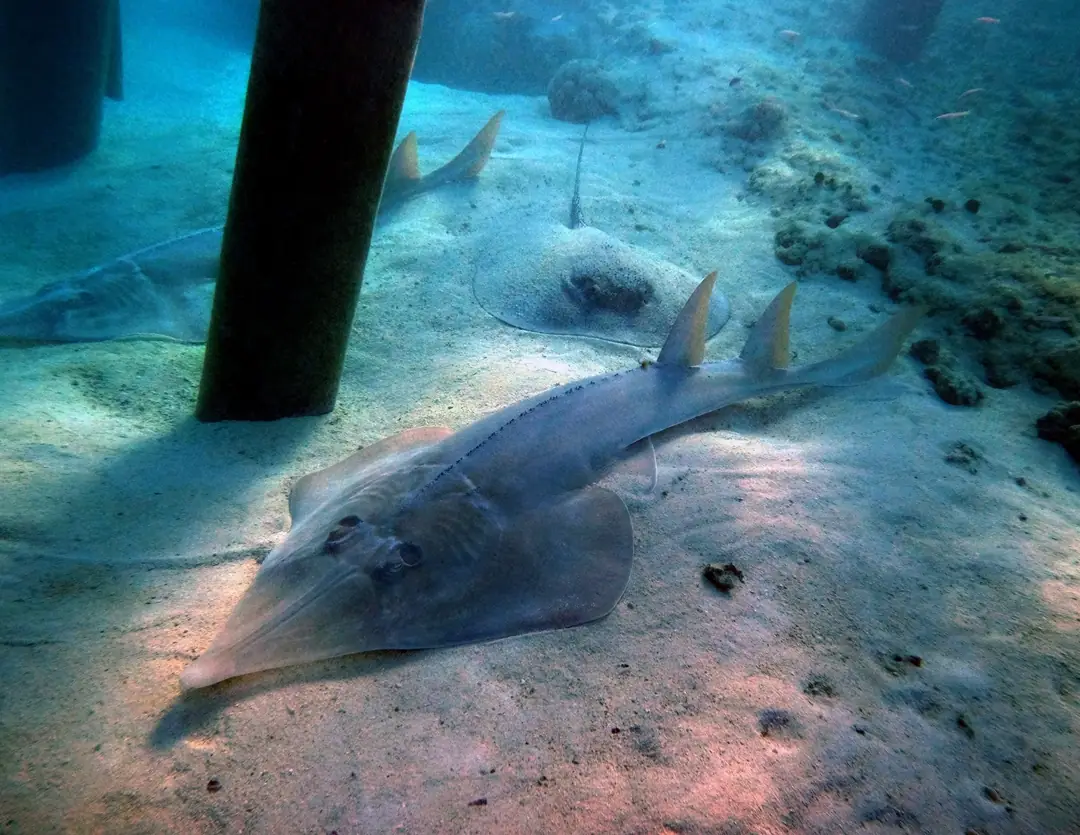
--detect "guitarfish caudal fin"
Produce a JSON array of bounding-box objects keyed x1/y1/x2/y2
[
  {"x1": 794, "y1": 302, "x2": 925, "y2": 386},
  {"x1": 659, "y1": 273, "x2": 922, "y2": 385},
  {"x1": 382, "y1": 110, "x2": 505, "y2": 207},
  {"x1": 450, "y1": 110, "x2": 505, "y2": 178}
]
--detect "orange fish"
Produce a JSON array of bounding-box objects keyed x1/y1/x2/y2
[{"x1": 935, "y1": 110, "x2": 971, "y2": 120}]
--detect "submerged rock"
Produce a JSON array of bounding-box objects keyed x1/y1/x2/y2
[
  {"x1": 1035, "y1": 402, "x2": 1080, "y2": 464},
  {"x1": 547, "y1": 60, "x2": 620, "y2": 123},
  {"x1": 725, "y1": 97, "x2": 788, "y2": 143},
  {"x1": 924, "y1": 365, "x2": 984, "y2": 407}
]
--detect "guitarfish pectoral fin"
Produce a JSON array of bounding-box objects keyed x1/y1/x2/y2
[{"x1": 180, "y1": 482, "x2": 633, "y2": 690}]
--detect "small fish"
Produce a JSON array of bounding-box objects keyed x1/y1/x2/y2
[
  {"x1": 778, "y1": 29, "x2": 801, "y2": 42},
  {"x1": 493, "y1": 11, "x2": 517, "y2": 21},
  {"x1": 896, "y1": 77, "x2": 913, "y2": 89},
  {"x1": 729, "y1": 76, "x2": 742, "y2": 87},
  {"x1": 828, "y1": 106, "x2": 862, "y2": 121},
  {"x1": 958, "y1": 87, "x2": 984, "y2": 99},
  {"x1": 824, "y1": 100, "x2": 862, "y2": 121},
  {"x1": 550, "y1": 14, "x2": 563, "y2": 22},
  {"x1": 935, "y1": 110, "x2": 971, "y2": 120},
  {"x1": 975, "y1": 16, "x2": 1000, "y2": 24}
]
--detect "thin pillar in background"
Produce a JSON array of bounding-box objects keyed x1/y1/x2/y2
[
  {"x1": 858, "y1": 0, "x2": 945, "y2": 64},
  {"x1": 0, "y1": 0, "x2": 121, "y2": 173}
]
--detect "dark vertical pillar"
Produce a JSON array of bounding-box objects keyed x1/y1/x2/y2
[
  {"x1": 0, "y1": 0, "x2": 120, "y2": 173},
  {"x1": 858, "y1": 0, "x2": 945, "y2": 64},
  {"x1": 196, "y1": 0, "x2": 426, "y2": 422},
  {"x1": 105, "y1": 1, "x2": 124, "y2": 102}
]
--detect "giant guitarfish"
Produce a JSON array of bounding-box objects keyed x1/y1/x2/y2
[
  {"x1": 181, "y1": 274, "x2": 921, "y2": 689},
  {"x1": 0, "y1": 112, "x2": 505, "y2": 345}
]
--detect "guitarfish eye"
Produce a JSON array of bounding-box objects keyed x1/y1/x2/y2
[
  {"x1": 398, "y1": 542, "x2": 423, "y2": 567},
  {"x1": 325, "y1": 515, "x2": 363, "y2": 552}
]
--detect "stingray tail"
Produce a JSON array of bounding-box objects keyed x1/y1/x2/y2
[
  {"x1": 737, "y1": 282, "x2": 923, "y2": 386},
  {"x1": 568, "y1": 122, "x2": 589, "y2": 229}
]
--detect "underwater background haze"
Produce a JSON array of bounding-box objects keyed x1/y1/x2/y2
[{"x1": 0, "y1": 0, "x2": 1078, "y2": 832}]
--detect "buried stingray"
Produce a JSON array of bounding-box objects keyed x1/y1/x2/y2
[
  {"x1": 0, "y1": 112, "x2": 505, "y2": 345},
  {"x1": 181, "y1": 274, "x2": 922, "y2": 689},
  {"x1": 472, "y1": 124, "x2": 731, "y2": 347}
]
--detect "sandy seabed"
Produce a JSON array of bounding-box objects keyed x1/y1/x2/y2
[{"x1": 1, "y1": 9, "x2": 1078, "y2": 835}]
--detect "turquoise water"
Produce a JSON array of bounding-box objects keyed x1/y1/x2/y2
[{"x1": 0, "y1": 2, "x2": 1077, "y2": 833}]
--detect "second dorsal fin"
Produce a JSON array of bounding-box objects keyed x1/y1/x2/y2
[
  {"x1": 738, "y1": 283, "x2": 795, "y2": 377},
  {"x1": 386, "y1": 131, "x2": 421, "y2": 186}
]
